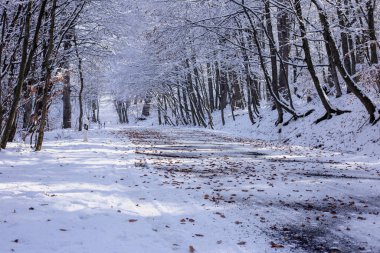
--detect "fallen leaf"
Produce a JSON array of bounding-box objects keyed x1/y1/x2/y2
[{"x1": 270, "y1": 241, "x2": 284, "y2": 248}]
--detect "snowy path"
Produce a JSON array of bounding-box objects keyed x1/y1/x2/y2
[{"x1": 0, "y1": 127, "x2": 379, "y2": 253}]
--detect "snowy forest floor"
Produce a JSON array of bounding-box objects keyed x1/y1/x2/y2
[{"x1": 0, "y1": 126, "x2": 379, "y2": 253}]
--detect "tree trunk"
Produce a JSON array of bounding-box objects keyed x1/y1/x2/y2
[
  {"x1": 312, "y1": 0, "x2": 377, "y2": 123},
  {"x1": 239, "y1": 0, "x2": 301, "y2": 123},
  {"x1": 74, "y1": 33, "x2": 84, "y2": 131},
  {"x1": 337, "y1": 0, "x2": 351, "y2": 74},
  {"x1": 182, "y1": 87, "x2": 191, "y2": 124},
  {"x1": 367, "y1": 0, "x2": 378, "y2": 65},
  {"x1": 293, "y1": 0, "x2": 342, "y2": 123},
  {"x1": 35, "y1": 0, "x2": 57, "y2": 151},
  {"x1": 277, "y1": 0, "x2": 291, "y2": 100},
  {"x1": 157, "y1": 97, "x2": 162, "y2": 125},
  {"x1": 62, "y1": 29, "x2": 73, "y2": 129},
  {"x1": 264, "y1": 0, "x2": 284, "y2": 124},
  {"x1": 206, "y1": 63, "x2": 214, "y2": 112},
  {"x1": 325, "y1": 41, "x2": 342, "y2": 97},
  {"x1": 142, "y1": 95, "x2": 152, "y2": 117},
  {"x1": 1, "y1": 1, "x2": 33, "y2": 149},
  {"x1": 62, "y1": 69, "x2": 72, "y2": 128}
]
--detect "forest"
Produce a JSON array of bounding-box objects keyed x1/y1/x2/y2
[
  {"x1": 0, "y1": 0, "x2": 379, "y2": 151},
  {"x1": 0, "y1": 0, "x2": 379, "y2": 252}
]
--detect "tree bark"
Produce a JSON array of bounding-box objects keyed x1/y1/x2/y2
[
  {"x1": 206, "y1": 63, "x2": 215, "y2": 112},
  {"x1": 74, "y1": 32, "x2": 84, "y2": 131},
  {"x1": 1, "y1": 1, "x2": 34, "y2": 149},
  {"x1": 36, "y1": 0, "x2": 58, "y2": 151},
  {"x1": 311, "y1": 0, "x2": 378, "y2": 123},
  {"x1": 62, "y1": 29, "x2": 73, "y2": 129},
  {"x1": 264, "y1": 0, "x2": 284, "y2": 124},
  {"x1": 367, "y1": 0, "x2": 378, "y2": 65},
  {"x1": 277, "y1": 0, "x2": 292, "y2": 100},
  {"x1": 142, "y1": 95, "x2": 152, "y2": 117},
  {"x1": 293, "y1": 0, "x2": 344, "y2": 123}
]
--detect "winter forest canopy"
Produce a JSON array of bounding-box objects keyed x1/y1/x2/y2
[{"x1": 0, "y1": 0, "x2": 379, "y2": 148}]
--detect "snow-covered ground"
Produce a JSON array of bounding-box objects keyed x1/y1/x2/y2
[
  {"x1": 135, "y1": 93, "x2": 380, "y2": 157},
  {"x1": 1, "y1": 123, "x2": 379, "y2": 252},
  {"x1": 99, "y1": 94, "x2": 119, "y2": 126},
  {"x1": 211, "y1": 99, "x2": 380, "y2": 157}
]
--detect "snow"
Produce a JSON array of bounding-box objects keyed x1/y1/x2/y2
[
  {"x1": 0, "y1": 128, "x2": 261, "y2": 253},
  {"x1": 1, "y1": 95, "x2": 380, "y2": 253},
  {"x1": 209, "y1": 95, "x2": 380, "y2": 157},
  {"x1": 99, "y1": 94, "x2": 119, "y2": 125},
  {"x1": 1, "y1": 122, "x2": 379, "y2": 252}
]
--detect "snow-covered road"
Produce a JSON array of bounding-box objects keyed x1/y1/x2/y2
[{"x1": 0, "y1": 126, "x2": 379, "y2": 253}]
